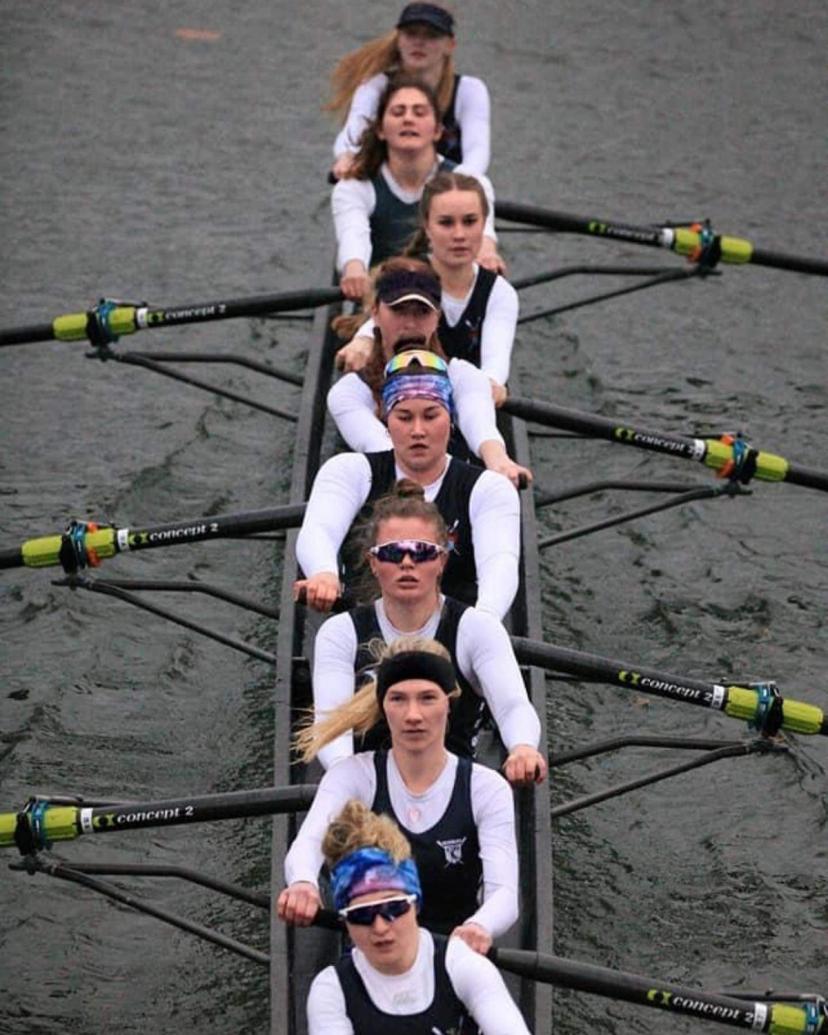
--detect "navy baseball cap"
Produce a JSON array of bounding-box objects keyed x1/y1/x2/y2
[{"x1": 397, "y1": 3, "x2": 455, "y2": 36}]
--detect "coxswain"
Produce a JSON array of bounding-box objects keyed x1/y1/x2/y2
[
  {"x1": 327, "y1": 258, "x2": 530, "y2": 485},
  {"x1": 336, "y1": 171, "x2": 519, "y2": 407},
  {"x1": 295, "y1": 349, "x2": 520, "y2": 618},
  {"x1": 332, "y1": 74, "x2": 503, "y2": 301},
  {"x1": 311, "y1": 480, "x2": 547, "y2": 787},
  {"x1": 327, "y1": 2, "x2": 490, "y2": 179},
  {"x1": 278, "y1": 638, "x2": 519, "y2": 955}
]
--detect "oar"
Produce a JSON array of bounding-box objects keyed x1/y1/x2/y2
[
  {"x1": 1, "y1": 784, "x2": 319, "y2": 854},
  {"x1": 512, "y1": 636, "x2": 827, "y2": 737},
  {"x1": 495, "y1": 200, "x2": 828, "y2": 277},
  {"x1": 308, "y1": 910, "x2": 825, "y2": 1033},
  {"x1": 0, "y1": 286, "x2": 344, "y2": 348},
  {"x1": 488, "y1": 945, "x2": 826, "y2": 1033},
  {"x1": 501, "y1": 396, "x2": 828, "y2": 493},
  {"x1": 0, "y1": 502, "x2": 306, "y2": 572}
]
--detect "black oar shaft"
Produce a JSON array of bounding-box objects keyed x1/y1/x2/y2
[
  {"x1": 489, "y1": 947, "x2": 802, "y2": 1032},
  {"x1": 0, "y1": 502, "x2": 306, "y2": 571},
  {"x1": 496, "y1": 200, "x2": 828, "y2": 276},
  {"x1": 785, "y1": 461, "x2": 828, "y2": 493},
  {"x1": 140, "y1": 287, "x2": 343, "y2": 328},
  {"x1": 513, "y1": 635, "x2": 826, "y2": 736},
  {"x1": 503, "y1": 396, "x2": 828, "y2": 493},
  {"x1": 5, "y1": 784, "x2": 319, "y2": 852},
  {"x1": 502, "y1": 395, "x2": 699, "y2": 456},
  {"x1": 0, "y1": 287, "x2": 345, "y2": 348},
  {"x1": 513, "y1": 636, "x2": 717, "y2": 706},
  {"x1": 751, "y1": 247, "x2": 828, "y2": 277},
  {"x1": 0, "y1": 322, "x2": 55, "y2": 346},
  {"x1": 496, "y1": 201, "x2": 664, "y2": 245}
]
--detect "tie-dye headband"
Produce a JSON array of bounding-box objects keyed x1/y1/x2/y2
[
  {"x1": 330, "y1": 845, "x2": 422, "y2": 911},
  {"x1": 381, "y1": 350, "x2": 454, "y2": 419}
]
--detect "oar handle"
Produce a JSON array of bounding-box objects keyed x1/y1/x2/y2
[{"x1": 313, "y1": 908, "x2": 343, "y2": 932}]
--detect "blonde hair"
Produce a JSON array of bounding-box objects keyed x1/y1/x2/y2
[
  {"x1": 322, "y1": 799, "x2": 412, "y2": 868},
  {"x1": 293, "y1": 636, "x2": 458, "y2": 763},
  {"x1": 325, "y1": 14, "x2": 457, "y2": 121}
]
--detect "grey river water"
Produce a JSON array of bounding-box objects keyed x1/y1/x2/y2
[{"x1": 1, "y1": 2, "x2": 826, "y2": 1033}]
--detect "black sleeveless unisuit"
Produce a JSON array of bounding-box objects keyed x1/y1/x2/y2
[{"x1": 371, "y1": 749, "x2": 481, "y2": 935}]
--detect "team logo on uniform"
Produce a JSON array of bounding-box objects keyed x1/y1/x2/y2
[
  {"x1": 437, "y1": 837, "x2": 466, "y2": 866},
  {"x1": 445, "y1": 519, "x2": 460, "y2": 556}
]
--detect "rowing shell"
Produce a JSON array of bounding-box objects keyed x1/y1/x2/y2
[{"x1": 267, "y1": 283, "x2": 554, "y2": 1034}]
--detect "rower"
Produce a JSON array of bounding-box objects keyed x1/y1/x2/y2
[
  {"x1": 327, "y1": 2, "x2": 491, "y2": 179},
  {"x1": 310, "y1": 479, "x2": 548, "y2": 787},
  {"x1": 296, "y1": 800, "x2": 530, "y2": 1034},
  {"x1": 279, "y1": 638, "x2": 520, "y2": 956},
  {"x1": 327, "y1": 258, "x2": 529, "y2": 485},
  {"x1": 332, "y1": 74, "x2": 503, "y2": 301},
  {"x1": 336, "y1": 170, "x2": 519, "y2": 407},
  {"x1": 295, "y1": 349, "x2": 520, "y2": 618}
]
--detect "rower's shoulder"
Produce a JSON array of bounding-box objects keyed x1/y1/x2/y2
[
  {"x1": 319, "y1": 449, "x2": 372, "y2": 475},
  {"x1": 307, "y1": 964, "x2": 349, "y2": 1029},
  {"x1": 474, "y1": 466, "x2": 520, "y2": 498},
  {"x1": 354, "y1": 71, "x2": 389, "y2": 98},
  {"x1": 470, "y1": 756, "x2": 512, "y2": 796},
  {"x1": 456, "y1": 74, "x2": 490, "y2": 102}
]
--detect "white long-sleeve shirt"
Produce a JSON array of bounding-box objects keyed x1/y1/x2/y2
[
  {"x1": 295, "y1": 452, "x2": 520, "y2": 619},
  {"x1": 307, "y1": 929, "x2": 530, "y2": 1034},
  {"x1": 333, "y1": 72, "x2": 491, "y2": 175},
  {"x1": 332, "y1": 161, "x2": 497, "y2": 273},
  {"x1": 312, "y1": 597, "x2": 541, "y2": 770},
  {"x1": 327, "y1": 358, "x2": 504, "y2": 458},
  {"x1": 285, "y1": 751, "x2": 518, "y2": 939},
  {"x1": 350, "y1": 267, "x2": 519, "y2": 386}
]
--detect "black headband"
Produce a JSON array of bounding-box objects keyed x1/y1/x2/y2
[{"x1": 376, "y1": 651, "x2": 456, "y2": 705}]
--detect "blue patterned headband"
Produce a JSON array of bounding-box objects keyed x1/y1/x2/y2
[{"x1": 330, "y1": 845, "x2": 422, "y2": 912}]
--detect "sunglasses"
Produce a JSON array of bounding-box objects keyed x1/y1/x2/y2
[
  {"x1": 339, "y1": 894, "x2": 417, "y2": 926},
  {"x1": 369, "y1": 539, "x2": 446, "y2": 564},
  {"x1": 384, "y1": 349, "x2": 448, "y2": 377}
]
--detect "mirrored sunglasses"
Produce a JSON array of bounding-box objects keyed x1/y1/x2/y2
[
  {"x1": 369, "y1": 539, "x2": 446, "y2": 564},
  {"x1": 339, "y1": 894, "x2": 417, "y2": 926},
  {"x1": 384, "y1": 349, "x2": 448, "y2": 377}
]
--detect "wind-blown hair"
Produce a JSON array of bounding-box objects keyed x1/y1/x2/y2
[
  {"x1": 293, "y1": 636, "x2": 458, "y2": 763},
  {"x1": 405, "y1": 170, "x2": 490, "y2": 258},
  {"x1": 322, "y1": 799, "x2": 412, "y2": 869},
  {"x1": 325, "y1": 11, "x2": 457, "y2": 123}
]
